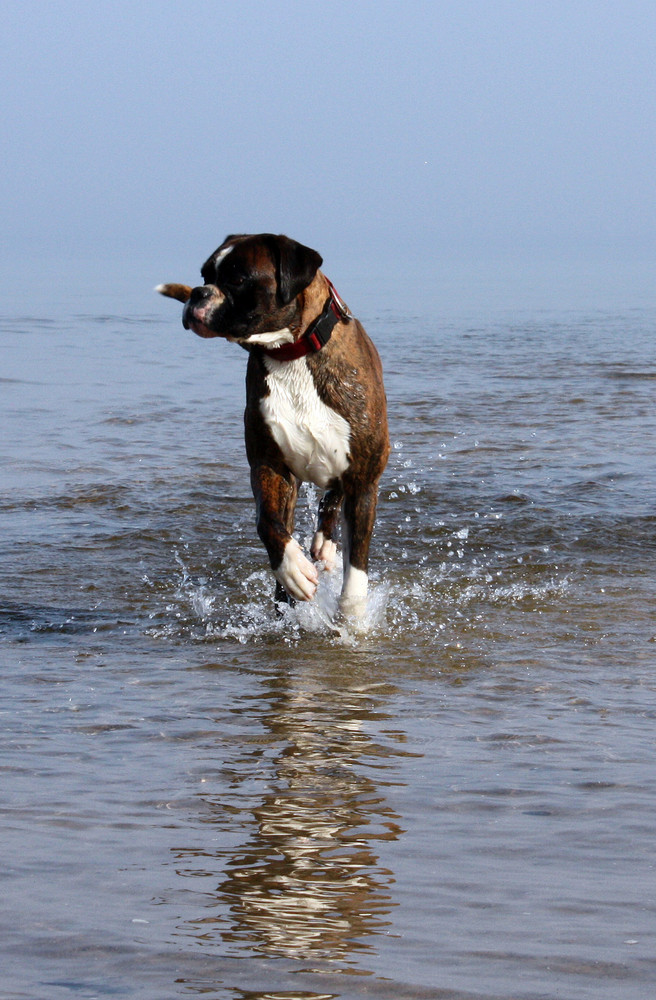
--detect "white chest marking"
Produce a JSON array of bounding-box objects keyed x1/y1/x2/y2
[
  {"x1": 261, "y1": 357, "x2": 351, "y2": 488},
  {"x1": 238, "y1": 327, "x2": 294, "y2": 347}
]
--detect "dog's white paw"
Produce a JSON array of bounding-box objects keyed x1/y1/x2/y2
[
  {"x1": 339, "y1": 564, "x2": 369, "y2": 624},
  {"x1": 311, "y1": 530, "x2": 337, "y2": 571},
  {"x1": 339, "y1": 596, "x2": 368, "y2": 625},
  {"x1": 274, "y1": 538, "x2": 319, "y2": 601}
]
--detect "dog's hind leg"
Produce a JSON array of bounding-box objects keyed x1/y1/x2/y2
[{"x1": 311, "y1": 486, "x2": 343, "y2": 570}]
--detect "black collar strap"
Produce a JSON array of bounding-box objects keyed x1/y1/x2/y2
[{"x1": 262, "y1": 280, "x2": 352, "y2": 362}]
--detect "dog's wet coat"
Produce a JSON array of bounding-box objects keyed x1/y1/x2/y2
[{"x1": 159, "y1": 233, "x2": 389, "y2": 621}]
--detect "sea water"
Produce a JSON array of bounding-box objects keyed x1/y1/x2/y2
[{"x1": 1, "y1": 260, "x2": 656, "y2": 999}]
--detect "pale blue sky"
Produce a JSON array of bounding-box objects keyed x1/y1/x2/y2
[{"x1": 2, "y1": 0, "x2": 656, "y2": 299}]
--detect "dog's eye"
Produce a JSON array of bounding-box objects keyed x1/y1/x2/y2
[{"x1": 222, "y1": 266, "x2": 247, "y2": 288}]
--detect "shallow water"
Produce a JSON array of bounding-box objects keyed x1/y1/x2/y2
[{"x1": 2, "y1": 276, "x2": 656, "y2": 999}]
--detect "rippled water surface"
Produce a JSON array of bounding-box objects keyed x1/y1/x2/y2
[{"x1": 2, "y1": 273, "x2": 656, "y2": 999}]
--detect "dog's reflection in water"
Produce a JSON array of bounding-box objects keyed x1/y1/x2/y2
[{"x1": 171, "y1": 676, "x2": 406, "y2": 965}]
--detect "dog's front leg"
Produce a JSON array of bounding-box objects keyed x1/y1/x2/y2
[
  {"x1": 251, "y1": 464, "x2": 318, "y2": 603},
  {"x1": 340, "y1": 482, "x2": 380, "y2": 619}
]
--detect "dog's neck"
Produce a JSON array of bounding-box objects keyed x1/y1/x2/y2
[
  {"x1": 259, "y1": 273, "x2": 351, "y2": 363},
  {"x1": 295, "y1": 271, "x2": 332, "y2": 335}
]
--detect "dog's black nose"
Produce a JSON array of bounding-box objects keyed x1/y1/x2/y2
[{"x1": 189, "y1": 285, "x2": 215, "y2": 305}]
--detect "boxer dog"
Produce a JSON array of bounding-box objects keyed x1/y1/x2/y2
[{"x1": 157, "y1": 233, "x2": 389, "y2": 621}]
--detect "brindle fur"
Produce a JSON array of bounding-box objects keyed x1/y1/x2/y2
[{"x1": 159, "y1": 233, "x2": 389, "y2": 613}]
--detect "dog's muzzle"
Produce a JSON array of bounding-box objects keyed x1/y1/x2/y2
[{"x1": 182, "y1": 286, "x2": 225, "y2": 337}]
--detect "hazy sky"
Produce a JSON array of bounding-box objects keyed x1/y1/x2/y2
[{"x1": 2, "y1": 1, "x2": 656, "y2": 282}]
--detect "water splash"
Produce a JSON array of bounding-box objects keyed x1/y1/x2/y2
[
  {"x1": 143, "y1": 450, "x2": 573, "y2": 647},
  {"x1": 148, "y1": 548, "x2": 394, "y2": 646}
]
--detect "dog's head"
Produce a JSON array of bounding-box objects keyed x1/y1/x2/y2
[{"x1": 182, "y1": 234, "x2": 323, "y2": 343}]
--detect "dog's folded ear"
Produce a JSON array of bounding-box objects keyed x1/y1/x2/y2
[{"x1": 269, "y1": 235, "x2": 323, "y2": 305}]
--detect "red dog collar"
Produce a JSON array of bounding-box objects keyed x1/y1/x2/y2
[{"x1": 263, "y1": 281, "x2": 352, "y2": 362}]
